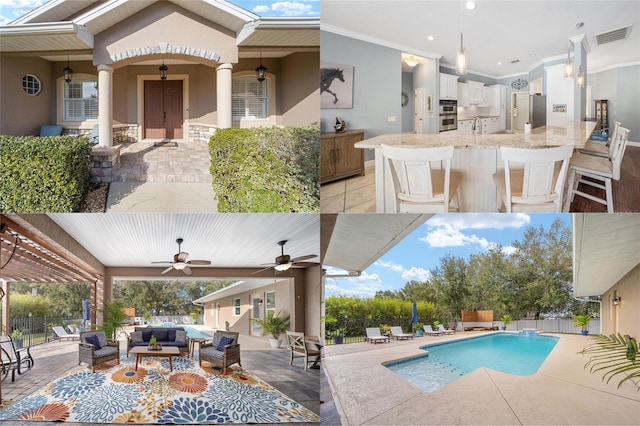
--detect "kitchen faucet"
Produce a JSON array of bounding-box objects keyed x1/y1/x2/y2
[{"x1": 472, "y1": 117, "x2": 482, "y2": 134}]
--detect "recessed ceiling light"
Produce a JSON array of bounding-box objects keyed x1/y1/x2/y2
[
  {"x1": 530, "y1": 53, "x2": 537, "y2": 57},
  {"x1": 427, "y1": 35, "x2": 434, "y2": 41},
  {"x1": 497, "y1": 62, "x2": 503, "y2": 65},
  {"x1": 465, "y1": 1, "x2": 476, "y2": 10}
]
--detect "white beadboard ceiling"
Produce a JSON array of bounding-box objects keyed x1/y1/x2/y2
[
  {"x1": 323, "y1": 214, "x2": 432, "y2": 273},
  {"x1": 573, "y1": 214, "x2": 640, "y2": 297},
  {"x1": 322, "y1": 1, "x2": 640, "y2": 76},
  {"x1": 48, "y1": 213, "x2": 319, "y2": 269}
]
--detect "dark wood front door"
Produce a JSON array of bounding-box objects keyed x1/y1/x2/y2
[{"x1": 144, "y1": 80, "x2": 183, "y2": 139}]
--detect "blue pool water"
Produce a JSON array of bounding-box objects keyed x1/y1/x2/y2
[
  {"x1": 385, "y1": 333, "x2": 559, "y2": 392},
  {"x1": 158, "y1": 323, "x2": 212, "y2": 339}
]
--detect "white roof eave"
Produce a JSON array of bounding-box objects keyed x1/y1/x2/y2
[
  {"x1": 237, "y1": 17, "x2": 320, "y2": 46},
  {"x1": 0, "y1": 22, "x2": 94, "y2": 49}
]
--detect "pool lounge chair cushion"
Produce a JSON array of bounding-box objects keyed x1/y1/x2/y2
[
  {"x1": 390, "y1": 326, "x2": 414, "y2": 340},
  {"x1": 365, "y1": 327, "x2": 390, "y2": 344}
]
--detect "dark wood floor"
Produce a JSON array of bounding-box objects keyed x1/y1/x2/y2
[{"x1": 569, "y1": 145, "x2": 640, "y2": 212}]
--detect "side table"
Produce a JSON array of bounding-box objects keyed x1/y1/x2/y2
[{"x1": 189, "y1": 337, "x2": 208, "y2": 359}]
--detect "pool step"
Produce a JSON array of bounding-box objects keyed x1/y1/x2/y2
[{"x1": 519, "y1": 328, "x2": 544, "y2": 336}]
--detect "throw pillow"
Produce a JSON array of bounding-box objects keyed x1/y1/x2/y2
[
  {"x1": 217, "y1": 336, "x2": 235, "y2": 351},
  {"x1": 167, "y1": 329, "x2": 177, "y2": 341},
  {"x1": 175, "y1": 330, "x2": 187, "y2": 344},
  {"x1": 151, "y1": 329, "x2": 168, "y2": 341},
  {"x1": 85, "y1": 334, "x2": 102, "y2": 350},
  {"x1": 130, "y1": 331, "x2": 143, "y2": 343},
  {"x1": 141, "y1": 331, "x2": 152, "y2": 342}
]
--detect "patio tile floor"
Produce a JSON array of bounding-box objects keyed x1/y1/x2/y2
[
  {"x1": 114, "y1": 141, "x2": 212, "y2": 183},
  {"x1": 1, "y1": 335, "x2": 319, "y2": 425}
]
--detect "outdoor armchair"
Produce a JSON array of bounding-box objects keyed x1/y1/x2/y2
[
  {"x1": 199, "y1": 331, "x2": 240, "y2": 375},
  {"x1": 286, "y1": 331, "x2": 321, "y2": 370},
  {"x1": 365, "y1": 327, "x2": 390, "y2": 344},
  {"x1": 0, "y1": 335, "x2": 34, "y2": 383},
  {"x1": 79, "y1": 331, "x2": 119, "y2": 372},
  {"x1": 390, "y1": 326, "x2": 414, "y2": 340}
]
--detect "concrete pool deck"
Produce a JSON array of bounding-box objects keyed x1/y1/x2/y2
[{"x1": 323, "y1": 331, "x2": 640, "y2": 425}]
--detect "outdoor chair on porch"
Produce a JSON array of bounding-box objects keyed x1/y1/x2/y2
[
  {"x1": 199, "y1": 331, "x2": 240, "y2": 375},
  {"x1": 286, "y1": 331, "x2": 321, "y2": 371},
  {"x1": 78, "y1": 331, "x2": 119, "y2": 372},
  {"x1": 0, "y1": 334, "x2": 34, "y2": 382}
]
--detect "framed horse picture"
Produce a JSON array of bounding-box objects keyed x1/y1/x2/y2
[{"x1": 321, "y1": 62, "x2": 353, "y2": 108}]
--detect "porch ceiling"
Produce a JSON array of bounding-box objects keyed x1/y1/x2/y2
[
  {"x1": 47, "y1": 213, "x2": 319, "y2": 270},
  {"x1": 322, "y1": 214, "x2": 432, "y2": 273},
  {"x1": 573, "y1": 214, "x2": 640, "y2": 297}
]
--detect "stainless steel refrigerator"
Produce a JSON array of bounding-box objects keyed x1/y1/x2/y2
[{"x1": 529, "y1": 95, "x2": 546, "y2": 129}]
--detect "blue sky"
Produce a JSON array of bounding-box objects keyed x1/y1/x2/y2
[
  {"x1": 0, "y1": 0, "x2": 319, "y2": 25},
  {"x1": 324, "y1": 213, "x2": 571, "y2": 299}
]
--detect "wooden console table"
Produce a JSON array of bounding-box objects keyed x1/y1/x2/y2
[{"x1": 321, "y1": 130, "x2": 365, "y2": 184}]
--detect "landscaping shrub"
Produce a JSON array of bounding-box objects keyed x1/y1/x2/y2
[
  {"x1": 209, "y1": 126, "x2": 319, "y2": 212},
  {"x1": 0, "y1": 135, "x2": 91, "y2": 212}
]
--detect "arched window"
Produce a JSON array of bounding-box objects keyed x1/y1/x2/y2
[{"x1": 232, "y1": 75, "x2": 269, "y2": 120}]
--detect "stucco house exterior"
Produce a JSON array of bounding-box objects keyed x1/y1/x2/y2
[
  {"x1": 193, "y1": 269, "x2": 322, "y2": 341},
  {"x1": 0, "y1": 0, "x2": 319, "y2": 147}
]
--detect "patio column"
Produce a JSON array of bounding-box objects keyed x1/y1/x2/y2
[
  {"x1": 97, "y1": 64, "x2": 113, "y2": 147},
  {"x1": 216, "y1": 63, "x2": 233, "y2": 129},
  {"x1": 1, "y1": 280, "x2": 9, "y2": 334}
]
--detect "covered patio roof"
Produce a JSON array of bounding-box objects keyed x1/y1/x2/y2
[
  {"x1": 322, "y1": 214, "x2": 432, "y2": 273},
  {"x1": 572, "y1": 213, "x2": 640, "y2": 297}
]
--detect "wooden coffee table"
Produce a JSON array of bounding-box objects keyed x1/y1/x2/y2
[{"x1": 130, "y1": 346, "x2": 180, "y2": 371}]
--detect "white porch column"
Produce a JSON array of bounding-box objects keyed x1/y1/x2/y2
[
  {"x1": 97, "y1": 64, "x2": 113, "y2": 147},
  {"x1": 216, "y1": 63, "x2": 233, "y2": 129}
]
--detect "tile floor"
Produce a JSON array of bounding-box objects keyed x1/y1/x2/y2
[
  {"x1": 320, "y1": 161, "x2": 375, "y2": 213},
  {"x1": 114, "y1": 141, "x2": 212, "y2": 184}
]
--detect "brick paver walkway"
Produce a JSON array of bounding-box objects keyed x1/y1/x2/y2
[{"x1": 114, "y1": 141, "x2": 212, "y2": 183}]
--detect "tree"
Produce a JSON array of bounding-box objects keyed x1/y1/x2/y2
[{"x1": 430, "y1": 254, "x2": 470, "y2": 321}]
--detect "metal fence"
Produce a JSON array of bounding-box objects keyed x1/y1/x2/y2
[
  {"x1": 325, "y1": 317, "x2": 602, "y2": 346},
  {"x1": 7, "y1": 316, "x2": 85, "y2": 347}
]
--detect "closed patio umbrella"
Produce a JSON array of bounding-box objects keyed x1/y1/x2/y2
[
  {"x1": 411, "y1": 301, "x2": 418, "y2": 326},
  {"x1": 82, "y1": 299, "x2": 90, "y2": 328}
]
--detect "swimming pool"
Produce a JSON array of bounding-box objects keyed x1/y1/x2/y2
[
  {"x1": 158, "y1": 323, "x2": 212, "y2": 339},
  {"x1": 385, "y1": 333, "x2": 559, "y2": 392}
]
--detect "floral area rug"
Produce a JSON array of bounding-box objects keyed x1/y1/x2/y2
[{"x1": 0, "y1": 354, "x2": 319, "y2": 424}]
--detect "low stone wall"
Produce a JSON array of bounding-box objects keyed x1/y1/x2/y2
[
  {"x1": 62, "y1": 124, "x2": 138, "y2": 144},
  {"x1": 189, "y1": 123, "x2": 217, "y2": 143},
  {"x1": 89, "y1": 145, "x2": 121, "y2": 184}
]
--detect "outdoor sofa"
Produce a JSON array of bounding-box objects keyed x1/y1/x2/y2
[{"x1": 127, "y1": 326, "x2": 189, "y2": 356}]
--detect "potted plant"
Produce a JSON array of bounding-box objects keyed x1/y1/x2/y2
[
  {"x1": 573, "y1": 314, "x2": 591, "y2": 336},
  {"x1": 251, "y1": 310, "x2": 291, "y2": 348},
  {"x1": 500, "y1": 314, "x2": 513, "y2": 331},
  {"x1": 11, "y1": 329, "x2": 24, "y2": 349},
  {"x1": 379, "y1": 324, "x2": 391, "y2": 336},
  {"x1": 414, "y1": 322, "x2": 424, "y2": 337},
  {"x1": 433, "y1": 320, "x2": 441, "y2": 330},
  {"x1": 329, "y1": 328, "x2": 345, "y2": 345},
  {"x1": 143, "y1": 311, "x2": 151, "y2": 325},
  {"x1": 190, "y1": 312, "x2": 199, "y2": 324},
  {"x1": 98, "y1": 301, "x2": 127, "y2": 341},
  {"x1": 149, "y1": 335, "x2": 161, "y2": 350}
]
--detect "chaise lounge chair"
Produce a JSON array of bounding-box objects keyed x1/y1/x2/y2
[
  {"x1": 423, "y1": 325, "x2": 443, "y2": 336},
  {"x1": 53, "y1": 326, "x2": 80, "y2": 341},
  {"x1": 365, "y1": 327, "x2": 390, "y2": 344},
  {"x1": 390, "y1": 326, "x2": 414, "y2": 340},
  {"x1": 436, "y1": 324, "x2": 456, "y2": 335}
]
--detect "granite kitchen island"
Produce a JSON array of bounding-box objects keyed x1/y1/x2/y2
[{"x1": 355, "y1": 121, "x2": 597, "y2": 212}]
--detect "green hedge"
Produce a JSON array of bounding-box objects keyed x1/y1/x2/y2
[
  {"x1": 209, "y1": 126, "x2": 319, "y2": 212},
  {"x1": 0, "y1": 135, "x2": 91, "y2": 212}
]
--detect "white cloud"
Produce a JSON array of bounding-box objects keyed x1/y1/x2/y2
[
  {"x1": 426, "y1": 213, "x2": 530, "y2": 230},
  {"x1": 374, "y1": 260, "x2": 431, "y2": 282},
  {"x1": 324, "y1": 270, "x2": 385, "y2": 298},
  {"x1": 271, "y1": 1, "x2": 314, "y2": 16},
  {"x1": 0, "y1": 0, "x2": 46, "y2": 24},
  {"x1": 501, "y1": 246, "x2": 517, "y2": 256},
  {"x1": 252, "y1": 5, "x2": 271, "y2": 13},
  {"x1": 421, "y1": 226, "x2": 492, "y2": 250}
]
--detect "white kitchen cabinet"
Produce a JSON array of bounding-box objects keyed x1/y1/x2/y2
[
  {"x1": 458, "y1": 82, "x2": 469, "y2": 107},
  {"x1": 468, "y1": 81, "x2": 485, "y2": 104},
  {"x1": 484, "y1": 86, "x2": 497, "y2": 108},
  {"x1": 481, "y1": 118, "x2": 491, "y2": 134},
  {"x1": 488, "y1": 84, "x2": 507, "y2": 131},
  {"x1": 440, "y1": 74, "x2": 458, "y2": 100},
  {"x1": 457, "y1": 120, "x2": 473, "y2": 135}
]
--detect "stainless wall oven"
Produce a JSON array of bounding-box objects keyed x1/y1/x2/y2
[{"x1": 439, "y1": 100, "x2": 458, "y2": 132}]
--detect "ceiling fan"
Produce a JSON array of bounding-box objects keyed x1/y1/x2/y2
[
  {"x1": 151, "y1": 238, "x2": 211, "y2": 276},
  {"x1": 254, "y1": 240, "x2": 319, "y2": 274}
]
